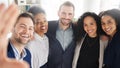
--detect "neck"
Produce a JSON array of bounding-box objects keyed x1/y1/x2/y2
[
  {"x1": 35, "y1": 32, "x2": 44, "y2": 37},
  {"x1": 59, "y1": 22, "x2": 70, "y2": 30},
  {"x1": 89, "y1": 34, "x2": 97, "y2": 38},
  {"x1": 10, "y1": 38, "x2": 24, "y2": 54},
  {"x1": 110, "y1": 31, "x2": 117, "y2": 38}
]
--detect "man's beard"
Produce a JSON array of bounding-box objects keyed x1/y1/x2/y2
[
  {"x1": 14, "y1": 37, "x2": 30, "y2": 45},
  {"x1": 60, "y1": 19, "x2": 71, "y2": 26}
]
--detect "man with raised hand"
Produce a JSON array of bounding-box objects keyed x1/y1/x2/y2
[{"x1": 0, "y1": 3, "x2": 29, "y2": 68}]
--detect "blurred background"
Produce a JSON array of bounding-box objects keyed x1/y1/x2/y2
[{"x1": 1, "y1": 0, "x2": 120, "y2": 21}]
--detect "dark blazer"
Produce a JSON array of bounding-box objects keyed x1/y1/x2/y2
[
  {"x1": 7, "y1": 42, "x2": 31, "y2": 68},
  {"x1": 46, "y1": 20, "x2": 76, "y2": 68},
  {"x1": 104, "y1": 31, "x2": 120, "y2": 68}
]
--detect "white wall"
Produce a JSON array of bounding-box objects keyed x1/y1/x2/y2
[
  {"x1": 41, "y1": 0, "x2": 84, "y2": 21},
  {"x1": 41, "y1": 0, "x2": 120, "y2": 21},
  {"x1": 0, "y1": 0, "x2": 14, "y2": 7},
  {"x1": 82, "y1": 0, "x2": 101, "y2": 14},
  {"x1": 0, "y1": 0, "x2": 9, "y2": 7},
  {"x1": 100, "y1": 0, "x2": 120, "y2": 11}
]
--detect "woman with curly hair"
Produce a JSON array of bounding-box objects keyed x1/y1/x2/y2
[{"x1": 72, "y1": 12, "x2": 108, "y2": 68}]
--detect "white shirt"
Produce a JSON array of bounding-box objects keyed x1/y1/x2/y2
[
  {"x1": 26, "y1": 33, "x2": 49, "y2": 68},
  {"x1": 10, "y1": 42, "x2": 27, "y2": 61}
]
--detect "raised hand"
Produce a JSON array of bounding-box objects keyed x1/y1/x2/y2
[{"x1": 0, "y1": 3, "x2": 29, "y2": 68}]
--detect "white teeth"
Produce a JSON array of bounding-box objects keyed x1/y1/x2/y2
[
  {"x1": 106, "y1": 28, "x2": 111, "y2": 32},
  {"x1": 41, "y1": 26, "x2": 46, "y2": 30},
  {"x1": 21, "y1": 35, "x2": 29, "y2": 38},
  {"x1": 88, "y1": 30, "x2": 92, "y2": 33}
]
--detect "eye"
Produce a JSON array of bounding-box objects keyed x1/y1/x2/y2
[
  {"x1": 90, "y1": 22, "x2": 94, "y2": 25},
  {"x1": 44, "y1": 20, "x2": 47, "y2": 22},
  {"x1": 84, "y1": 23, "x2": 87, "y2": 27},
  {"x1": 108, "y1": 20, "x2": 112, "y2": 24},
  {"x1": 62, "y1": 12, "x2": 66, "y2": 15},
  {"x1": 20, "y1": 25, "x2": 26, "y2": 29},
  {"x1": 36, "y1": 21, "x2": 40, "y2": 24},
  {"x1": 29, "y1": 27, "x2": 34, "y2": 31},
  {"x1": 101, "y1": 22, "x2": 105, "y2": 25},
  {"x1": 68, "y1": 13, "x2": 72, "y2": 16}
]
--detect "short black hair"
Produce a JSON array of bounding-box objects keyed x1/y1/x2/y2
[{"x1": 28, "y1": 6, "x2": 45, "y2": 16}]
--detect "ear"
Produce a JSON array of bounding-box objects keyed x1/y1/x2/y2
[
  {"x1": 58, "y1": 10, "x2": 60, "y2": 17},
  {"x1": 11, "y1": 27, "x2": 15, "y2": 33}
]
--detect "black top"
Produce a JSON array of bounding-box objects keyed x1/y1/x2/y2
[
  {"x1": 77, "y1": 35, "x2": 99, "y2": 68},
  {"x1": 104, "y1": 31, "x2": 120, "y2": 68}
]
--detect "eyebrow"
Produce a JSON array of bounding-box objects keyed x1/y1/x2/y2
[
  {"x1": 19, "y1": 23, "x2": 26, "y2": 26},
  {"x1": 20, "y1": 23, "x2": 34, "y2": 27}
]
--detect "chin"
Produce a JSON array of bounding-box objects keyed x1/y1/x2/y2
[{"x1": 21, "y1": 40, "x2": 29, "y2": 44}]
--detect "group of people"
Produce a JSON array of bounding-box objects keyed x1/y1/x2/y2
[{"x1": 0, "y1": 1, "x2": 120, "y2": 68}]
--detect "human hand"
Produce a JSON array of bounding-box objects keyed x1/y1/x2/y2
[{"x1": 0, "y1": 3, "x2": 29, "y2": 68}]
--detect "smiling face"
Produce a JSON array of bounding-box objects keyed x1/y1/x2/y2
[
  {"x1": 12, "y1": 17, "x2": 34, "y2": 45},
  {"x1": 34, "y1": 13, "x2": 48, "y2": 36},
  {"x1": 58, "y1": 5, "x2": 74, "y2": 26},
  {"x1": 83, "y1": 16, "x2": 97, "y2": 37},
  {"x1": 101, "y1": 15, "x2": 117, "y2": 37}
]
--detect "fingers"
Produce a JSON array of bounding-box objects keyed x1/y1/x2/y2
[
  {"x1": 0, "y1": 3, "x2": 29, "y2": 68},
  {"x1": 0, "y1": 3, "x2": 5, "y2": 33},
  {"x1": 0, "y1": 58, "x2": 29, "y2": 68},
  {"x1": 0, "y1": 3, "x2": 19, "y2": 38},
  {"x1": 0, "y1": 3, "x2": 19, "y2": 58},
  {"x1": 1, "y1": 4, "x2": 19, "y2": 38}
]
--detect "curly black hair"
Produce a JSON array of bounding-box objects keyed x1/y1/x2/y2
[{"x1": 75, "y1": 12, "x2": 104, "y2": 42}]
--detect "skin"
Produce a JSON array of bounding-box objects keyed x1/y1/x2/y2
[
  {"x1": 34, "y1": 13, "x2": 48, "y2": 37},
  {"x1": 101, "y1": 15, "x2": 117, "y2": 37},
  {"x1": 58, "y1": 5, "x2": 74, "y2": 30},
  {"x1": 83, "y1": 16, "x2": 97, "y2": 38},
  {"x1": 10, "y1": 17, "x2": 34, "y2": 54},
  {"x1": 0, "y1": 3, "x2": 29, "y2": 68}
]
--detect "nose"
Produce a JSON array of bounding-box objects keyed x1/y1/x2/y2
[
  {"x1": 104, "y1": 24, "x2": 109, "y2": 29},
  {"x1": 41, "y1": 21, "x2": 47, "y2": 26},
  {"x1": 65, "y1": 14, "x2": 70, "y2": 19},
  {"x1": 23, "y1": 28, "x2": 30, "y2": 34},
  {"x1": 86, "y1": 25, "x2": 91, "y2": 29}
]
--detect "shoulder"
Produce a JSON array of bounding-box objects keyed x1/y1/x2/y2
[
  {"x1": 25, "y1": 48, "x2": 31, "y2": 55},
  {"x1": 100, "y1": 35, "x2": 109, "y2": 42},
  {"x1": 48, "y1": 20, "x2": 58, "y2": 25},
  {"x1": 48, "y1": 20, "x2": 58, "y2": 23}
]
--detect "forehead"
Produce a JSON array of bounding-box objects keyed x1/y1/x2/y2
[
  {"x1": 34, "y1": 13, "x2": 46, "y2": 22},
  {"x1": 34, "y1": 13, "x2": 46, "y2": 19},
  {"x1": 102, "y1": 15, "x2": 113, "y2": 22},
  {"x1": 59, "y1": 5, "x2": 74, "y2": 13},
  {"x1": 16, "y1": 17, "x2": 34, "y2": 26},
  {"x1": 84, "y1": 16, "x2": 96, "y2": 22}
]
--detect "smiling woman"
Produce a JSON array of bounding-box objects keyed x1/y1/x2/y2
[
  {"x1": 73, "y1": 12, "x2": 107, "y2": 68},
  {"x1": 100, "y1": 9, "x2": 120, "y2": 68}
]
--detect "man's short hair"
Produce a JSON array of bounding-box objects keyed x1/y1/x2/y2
[
  {"x1": 15, "y1": 12, "x2": 35, "y2": 26},
  {"x1": 59, "y1": 1, "x2": 75, "y2": 11}
]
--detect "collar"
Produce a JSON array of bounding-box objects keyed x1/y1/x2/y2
[
  {"x1": 34, "y1": 32, "x2": 47, "y2": 40},
  {"x1": 10, "y1": 42, "x2": 27, "y2": 61},
  {"x1": 58, "y1": 21, "x2": 72, "y2": 30}
]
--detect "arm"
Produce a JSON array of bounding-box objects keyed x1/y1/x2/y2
[{"x1": 0, "y1": 3, "x2": 29, "y2": 68}]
